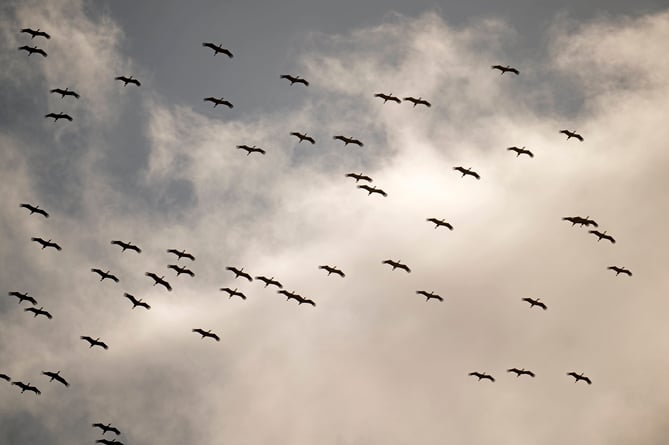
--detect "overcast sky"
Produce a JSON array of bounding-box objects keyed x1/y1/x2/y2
[{"x1": 2, "y1": 0, "x2": 669, "y2": 444}]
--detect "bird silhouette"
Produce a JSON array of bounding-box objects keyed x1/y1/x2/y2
[
  {"x1": 507, "y1": 146, "x2": 533, "y2": 157},
  {"x1": 255, "y1": 276, "x2": 283, "y2": 288},
  {"x1": 31, "y1": 237, "x2": 61, "y2": 250},
  {"x1": 42, "y1": 370, "x2": 69, "y2": 387},
  {"x1": 110, "y1": 240, "x2": 141, "y2": 253},
  {"x1": 319, "y1": 265, "x2": 345, "y2": 277},
  {"x1": 21, "y1": 28, "x2": 50, "y2": 39},
  {"x1": 522, "y1": 297, "x2": 547, "y2": 310},
  {"x1": 290, "y1": 132, "x2": 315, "y2": 144},
  {"x1": 567, "y1": 372, "x2": 592, "y2": 384},
  {"x1": 559, "y1": 129, "x2": 584, "y2": 141},
  {"x1": 25, "y1": 306, "x2": 52, "y2": 319},
  {"x1": 45, "y1": 112, "x2": 73, "y2": 122},
  {"x1": 607, "y1": 266, "x2": 632, "y2": 276},
  {"x1": 145, "y1": 272, "x2": 172, "y2": 291},
  {"x1": 167, "y1": 249, "x2": 195, "y2": 261},
  {"x1": 416, "y1": 290, "x2": 443, "y2": 302},
  {"x1": 469, "y1": 372, "x2": 495, "y2": 382},
  {"x1": 357, "y1": 184, "x2": 387, "y2": 197},
  {"x1": 50, "y1": 88, "x2": 80, "y2": 99},
  {"x1": 81, "y1": 336, "x2": 108, "y2": 350},
  {"x1": 507, "y1": 368, "x2": 535, "y2": 378},
  {"x1": 9, "y1": 291, "x2": 37, "y2": 305},
  {"x1": 18, "y1": 45, "x2": 47, "y2": 57},
  {"x1": 20, "y1": 203, "x2": 49, "y2": 217},
  {"x1": 426, "y1": 218, "x2": 453, "y2": 230},
  {"x1": 202, "y1": 42, "x2": 233, "y2": 57},
  {"x1": 92, "y1": 423, "x2": 121, "y2": 435},
  {"x1": 382, "y1": 259, "x2": 411, "y2": 273},
  {"x1": 123, "y1": 293, "x2": 150, "y2": 310},
  {"x1": 204, "y1": 97, "x2": 233, "y2": 108},
  {"x1": 491, "y1": 65, "x2": 519, "y2": 75},
  {"x1": 333, "y1": 135, "x2": 364, "y2": 147},
  {"x1": 226, "y1": 266, "x2": 253, "y2": 281},
  {"x1": 345, "y1": 172, "x2": 372, "y2": 183},
  {"x1": 403, "y1": 96, "x2": 431, "y2": 107},
  {"x1": 115, "y1": 76, "x2": 140, "y2": 87},
  {"x1": 453, "y1": 166, "x2": 480, "y2": 180},
  {"x1": 12, "y1": 381, "x2": 41, "y2": 394},
  {"x1": 589, "y1": 230, "x2": 615, "y2": 244},
  {"x1": 91, "y1": 269, "x2": 119, "y2": 283},
  {"x1": 278, "y1": 290, "x2": 302, "y2": 302},
  {"x1": 220, "y1": 287, "x2": 247, "y2": 300},
  {"x1": 562, "y1": 216, "x2": 598, "y2": 227},
  {"x1": 280, "y1": 74, "x2": 309, "y2": 86},
  {"x1": 236, "y1": 144, "x2": 266, "y2": 155},
  {"x1": 193, "y1": 328, "x2": 220, "y2": 341},
  {"x1": 373, "y1": 93, "x2": 401, "y2": 103},
  {"x1": 168, "y1": 264, "x2": 195, "y2": 277}
]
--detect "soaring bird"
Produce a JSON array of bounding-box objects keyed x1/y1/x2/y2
[
  {"x1": 562, "y1": 216, "x2": 598, "y2": 227},
  {"x1": 202, "y1": 42, "x2": 233, "y2": 57},
  {"x1": 236, "y1": 144, "x2": 266, "y2": 155},
  {"x1": 280, "y1": 74, "x2": 309, "y2": 86},
  {"x1": 226, "y1": 266, "x2": 253, "y2": 281},
  {"x1": 426, "y1": 218, "x2": 453, "y2": 230},
  {"x1": 123, "y1": 293, "x2": 150, "y2": 310},
  {"x1": 607, "y1": 266, "x2": 632, "y2": 277},
  {"x1": 507, "y1": 368, "x2": 535, "y2": 378},
  {"x1": 469, "y1": 372, "x2": 495, "y2": 382},
  {"x1": 45, "y1": 112, "x2": 73, "y2": 121},
  {"x1": 145, "y1": 272, "x2": 172, "y2": 291},
  {"x1": 167, "y1": 249, "x2": 195, "y2": 261},
  {"x1": 193, "y1": 328, "x2": 220, "y2": 342},
  {"x1": 0, "y1": 373, "x2": 11, "y2": 381},
  {"x1": 567, "y1": 372, "x2": 592, "y2": 384},
  {"x1": 373, "y1": 93, "x2": 401, "y2": 103},
  {"x1": 319, "y1": 265, "x2": 345, "y2": 277},
  {"x1": 20, "y1": 203, "x2": 49, "y2": 217},
  {"x1": 168, "y1": 264, "x2": 195, "y2": 277},
  {"x1": 92, "y1": 423, "x2": 121, "y2": 435},
  {"x1": 507, "y1": 146, "x2": 533, "y2": 157},
  {"x1": 345, "y1": 172, "x2": 372, "y2": 183},
  {"x1": 403, "y1": 96, "x2": 431, "y2": 107},
  {"x1": 25, "y1": 306, "x2": 52, "y2": 319},
  {"x1": 12, "y1": 381, "x2": 41, "y2": 394},
  {"x1": 9, "y1": 291, "x2": 37, "y2": 305},
  {"x1": 453, "y1": 166, "x2": 480, "y2": 180},
  {"x1": 255, "y1": 276, "x2": 283, "y2": 288},
  {"x1": 333, "y1": 135, "x2": 364, "y2": 147},
  {"x1": 559, "y1": 130, "x2": 584, "y2": 141},
  {"x1": 91, "y1": 269, "x2": 119, "y2": 283},
  {"x1": 96, "y1": 439, "x2": 124, "y2": 445},
  {"x1": 204, "y1": 97, "x2": 233, "y2": 108},
  {"x1": 115, "y1": 76, "x2": 140, "y2": 87},
  {"x1": 357, "y1": 184, "x2": 387, "y2": 197},
  {"x1": 41, "y1": 370, "x2": 69, "y2": 387},
  {"x1": 21, "y1": 28, "x2": 51, "y2": 39},
  {"x1": 290, "y1": 132, "x2": 315, "y2": 144},
  {"x1": 278, "y1": 290, "x2": 302, "y2": 302},
  {"x1": 522, "y1": 297, "x2": 547, "y2": 310},
  {"x1": 110, "y1": 240, "x2": 141, "y2": 253},
  {"x1": 50, "y1": 88, "x2": 80, "y2": 99},
  {"x1": 220, "y1": 287, "x2": 247, "y2": 300},
  {"x1": 589, "y1": 230, "x2": 615, "y2": 244},
  {"x1": 491, "y1": 65, "x2": 519, "y2": 75},
  {"x1": 382, "y1": 259, "x2": 411, "y2": 273},
  {"x1": 18, "y1": 45, "x2": 47, "y2": 57},
  {"x1": 416, "y1": 290, "x2": 443, "y2": 302},
  {"x1": 297, "y1": 296, "x2": 316, "y2": 307},
  {"x1": 31, "y1": 237, "x2": 61, "y2": 250},
  {"x1": 80, "y1": 336, "x2": 108, "y2": 350}
]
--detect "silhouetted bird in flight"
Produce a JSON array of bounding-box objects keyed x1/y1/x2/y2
[
  {"x1": 416, "y1": 290, "x2": 443, "y2": 302},
  {"x1": 236, "y1": 144, "x2": 266, "y2": 155},
  {"x1": 374, "y1": 93, "x2": 401, "y2": 103},
  {"x1": 202, "y1": 42, "x2": 233, "y2": 57},
  {"x1": 0, "y1": 373, "x2": 10, "y2": 381},
  {"x1": 45, "y1": 112, "x2": 73, "y2": 121},
  {"x1": 522, "y1": 297, "x2": 547, "y2": 310},
  {"x1": 559, "y1": 129, "x2": 584, "y2": 141},
  {"x1": 31, "y1": 237, "x2": 61, "y2": 250},
  {"x1": 81, "y1": 336, "x2": 108, "y2": 350},
  {"x1": 9, "y1": 291, "x2": 37, "y2": 305},
  {"x1": 280, "y1": 74, "x2": 309, "y2": 86},
  {"x1": 562, "y1": 216, "x2": 598, "y2": 227},
  {"x1": 145, "y1": 272, "x2": 172, "y2": 291},
  {"x1": 18, "y1": 45, "x2": 47, "y2": 57},
  {"x1": 20, "y1": 203, "x2": 49, "y2": 217},
  {"x1": 255, "y1": 276, "x2": 282, "y2": 288},
  {"x1": 357, "y1": 184, "x2": 387, "y2": 197},
  {"x1": 96, "y1": 439, "x2": 124, "y2": 445},
  {"x1": 12, "y1": 381, "x2": 41, "y2": 394},
  {"x1": 426, "y1": 218, "x2": 453, "y2": 230},
  {"x1": 110, "y1": 240, "x2": 141, "y2": 253},
  {"x1": 469, "y1": 372, "x2": 495, "y2": 382},
  {"x1": 226, "y1": 266, "x2": 253, "y2": 281},
  {"x1": 193, "y1": 328, "x2": 220, "y2": 341},
  {"x1": 453, "y1": 166, "x2": 480, "y2": 180},
  {"x1": 507, "y1": 368, "x2": 535, "y2": 378},
  {"x1": 567, "y1": 372, "x2": 592, "y2": 384},
  {"x1": 167, "y1": 249, "x2": 195, "y2": 261},
  {"x1": 507, "y1": 146, "x2": 533, "y2": 157},
  {"x1": 278, "y1": 290, "x2": 302, "y2": 302},
  {"x1": 168, "y1": 264, "x2": 195, "y2": 277},
  {"x1": 382, "y1": 259, "x2": 411, "y2": 273},
  {"x1": 25, "y1": 306, "x2": 52, "y2": 319},
  {"x1": 403, "y1": 96, "x2": 431, "y2": 107},
  {"x1": 50, "y1": 88, "x2": 79, "y2": 99},
  {"x1": 319, "y1": 265, "x2": 345, "y2": 277},
  {"x1": 220, "y1": 287, "x2": 247, "y2": 300},
  {"x1": 204, "y1": 97, "x2": 233, "y2": 108},
  {"x1": 491, "y1": 65, "x2": 519, "y2": 75},
  {"x1": 92, "y1": 423, "x2": 121, "y2": 435},
  {"x1": 333, "y1": 135, "x2": 364, "y2": 147},
  {"x1": 290, "y1": 132, "x2": 315, "y2": 144},
  {"x1": 115, "y1": 76, "x2": 140, "y2": 86},
  {"x1": 123, "y1": 293, "x2": 150, "y2": 310},
  {"x1": 297, "y1": 296, "x2": 316, "y2": 307},
  {"x1": 42, "y1": 370, "x2": 69, "y2": 387},
  {"x1": 91, "y1": 269, "x2": 119, "y2": 283},
  {"x1": 21, "y1": 28, "x2": 50, "y2": 39},
  {"x1": 345, "y1": 172, "x2": 372, "y2": 183},
  {"x1": 589, "y1": 230, "x2": 615, "y2": 244},
  {"x1": 607, "y1": 266, "x2": 632, "y2": 276}
]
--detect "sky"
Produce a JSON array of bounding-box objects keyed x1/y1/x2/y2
[{"x1": 2, "y1": 0, "x2": 669, "y2": 444}]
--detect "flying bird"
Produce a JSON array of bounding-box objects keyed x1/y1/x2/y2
[
  {"x1": 236, "y1": 144, "x2": 266, "y2": 155},
  {"x1": 562, "y1": 216, "x2": 598, "y2": 227},
  {"x1": 426, "y1": 218, "x2": 453, "y2": 230},
  {"x1": 333, "y1": 135, "x2": 364, "y2": 147},
  {"x1": 507, "y1": 368, "x2": 535, "y2": 378},
  {"x1": 453, "y1": 166, "x2": 480, "y2": 180},
  {"x1": 374, "y1": 93, "x2": 401, "y2": 103},
  {"x1": 204, "y1": 97, "x2": 233, "y2": 108},
  {"x1": 20, "y1": 203, "x2": 49, "y2": 217},
  {"x1": 522, "y1": 297, "x2": 547, "y2": 310},
  {"x1": 80, "y1": 336, "x2": 108, "y2": 349},
  {"x1": 491, "y1": 65, "x2": 519, "y2": 75},
  {"x1": 202, "y1": 42, "x2": 233, "y2": 57},
  {"x1": 41, "y1": 370, "x2": 69, "y2": 387},
  {"x1": 319, "y1": 265, "x2": 345, "y2": 277},
  {"x1": 110, "y1": 240, "x2": 141, "y2": 253},
  {"x1": 357, "y1": 184, "x2": 387, "y2": 197},
  {"x1": 167, "y1": 249, "x2": 195, "y2": 261},
  {"x1": 297, "y1": 296, "x2": 316, "y2": 307},
  {"x1": 507, "y1": 146, "x2": 534, "y2": 157},
  {"x1": 91, "y1": 269, "x2": 119, "y2": 283},
  {"x1": 24, "y1": 306, "x2": 52, "y2": 319},
  {"x1": 469, "y1": 372, "x2": 495, "y2": 382},
  {"x1": 255, "y1": 276, "x2": 282, "y2": 288},
  {"x1": 567, "y1": 372, "x2": 592, "y2": 384},
  {"x1": 44, "y1": 112, "x2": 73, "y2": 121},
  {"x1": 403, "y1": 96, "x2": 431, "y2": 107},
  {"x1": 226, "y1": 266, "x2": 253, "y2": 281},
  {"x1": 382, "y1": 259, "x2": 411, "y2": 273},
  {"x1": 168, "y1": 264, "x2": 195, "y2": 277},
  {"x1": 280, "y1": 74, "x2": 309, "y2": 86},
  {"x1": 9, "y1": 291, "x2": 37, "y2": 305},
  {"x1": 18, "y1": 45, "x2": 47, "y2": 57},
  {"x1": 345, "y1": 172, "x2": 372, "y2": 183},
  {"x1": 12, "y1": 381, "x2": 41, "y2": 394},
  {"x1": 92, "y1": 423, "x2": 121, "y2": 435},
  {"x1": 559, "y1": 129, "x2": 584, "y2": 141},
  {"x1": 50, "y1": 88, "x2": 80, "y2": 99},
  {"x1": 193, "y1": 328, "x2": 220, "y2": 341},
  {"x1": 145, "y1": 272, "x2": 172, "y2": 291},
  {"x1": 115, "y1": 76, "x2": 140, "y2": 87},
  {"x1": 220, "y1": 287, "x2": 247, "y2": 300},
  {"x1": 31, "y1": 237, "x2": 61, "y2": 250},
  {"x1": 416, "y1": 290, "x2": 443, "y2": 302},
  {"x1": 290, "y1": 132, "x2": 315, "y2": 144},
  {"x1": 278, "y1": 289, "x2": 302, "y2": 302},
  {"x1": 123, "y1": 293, "x2": 150, "y2": 310},
  {"x1": 607, "y1": 266, "x2": 632, "y2": 277},
  {"x1": 21, "y1": 28, "x2": 50, "y2": 39},
  {"x1": 589, "y1": 230, "x2": 616, "y2": 244}
]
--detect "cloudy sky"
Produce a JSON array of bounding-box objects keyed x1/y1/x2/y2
[{"x1": 2, "y1": 0, "x2": 669, "y2": 443}]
